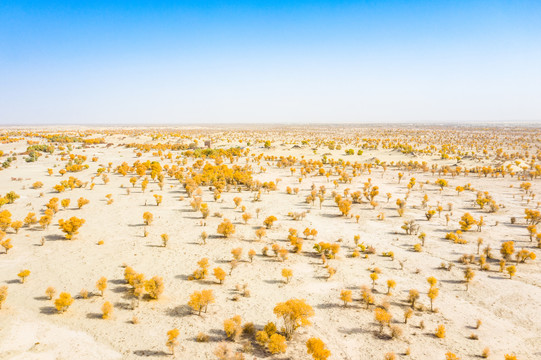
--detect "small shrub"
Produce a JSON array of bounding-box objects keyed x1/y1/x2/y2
[
  {"x1": 482, "y1": 347, "x2": 490, "y2": 358},
  {"x1": 145, "y1": 276, "x2": 164, "y2": 299},
  {"x1": 54, "y1": 292, "x2": 74, "y2": 313},
  {"x1": 11, "y1": 221, "x2": 22, "y2": 233},
  {"x1": 1, "y1": 238, "x2": 12, "y2": 254},
  {"x1": 408, "y1": 289, "x2": 419, "y2": 308},
  {"x1": 435, "y1": 324, "x2": 446, "y2": 338},
  {"x1": 161, "y1": 233, "x2": 169, "y2": 247},
  {"x1": 217, "y1": 219, "x2": 235, "y2": 237},
  {"x1": 223, "y1": 315, "x2": 242, "y2": 341},
  {"x1": 213, "y1": 267, "x2": 226, "y2": 284},
  {"x1": 143, "y1": 212, "x2": 153, "y2": 225},
  {"x1": 80, "y1": 288, "x2": 89, "y2": 299},
  {"x1": 0, "y1": 286, "x2": 7, "y2": 309},
  {"x1": 263, "y1": 215, "x2": 277, "y2": 229},
  {"x1": 102, "y1": 301, "x2": 113, "y2": 319},
  {"x1": 340, "y1": 289, "x2": 352, "y2": 306},
  {"x1": 45, "y1": 286, "x2": 56, "y2": 300},
  {"x1": 248, "y1": 249, "x2": 256, "y2": 262},
  {"x1": 77, "y1": 197, "x2": 89, "y2": 209},
  {"x1": 242, "y1": 322, "x2": 255, "y2": 336},
  {"x1": 267, "y1": 333, "x2": 287, "y2": 354},
  {"x1": 96, "y1": 277, "x2": 107, "y2": 296},
  {"x1": 58, "y1": 217, "x2": 85, "y2": 240},
  {"x1": 196, "y1": 332, "x2": 209, "y2": 342},
  {"x1": 306, "y1": 337, "x2": 330, "y2": 360}
]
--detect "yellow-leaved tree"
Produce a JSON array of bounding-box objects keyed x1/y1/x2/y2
[
  {"x1": 166, "y1": 328, "x2": 180, "y2": 355},
  {"x1": 0, "y1": 286, "x2": 7, "y2": 309},
  {"x1": 96, "y1": 277, "x2": 107, "y2": 296},
  {"x1": 58, "y1": 217, "x2": 85, "y2": 240},
  {"x1": 273, "y1": 298, "x2": 314, "y2": 339},
  {"x1": 188, "y1": 289, "x2": 215, "y2": 315},
  {"x1": 143, "y1": 212, "x2": 153, "y2": 225},
  {"x1": 54, "y1": 292, "x2": 74, "y2": 313},
  {"x1": 144, "y1": 276, "x2": 164, "y2": 299},
  {"x1": 267, "y1": 333, "x2": 287, "y2": 354},
  {"x1": 217, "y1": 219, "x2": 235, "y2": 238},
  {"x1": 18, "y1": 269, "x2": 30, "y2": 283},
  {"x1": 306, "y1": 337, "x2": 331, "y2": 360},
  {"x1": 102, "y1": 301, "x2": 113, "y2": 319}
]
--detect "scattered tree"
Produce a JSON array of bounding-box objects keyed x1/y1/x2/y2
[
  {"x1": 166, "y1": 328, "x2": 180, "y2": 355},
  {"x1": 0, "y1": 286, "x2": 7, "y2": 309},
  {"x1": 217, "y1": 219, "x2": 235, "y2": 237},
  {"x1": 306, "y1": 337, "x2": 331, "y2": 360},
  {"x1": 264, "y1": 215, "x2": 277, "y2": 229},
  {"x1": 214, "y1": 267, "x2": 226, "y2": 284},
  {"x1": 54, "y1": 292, "x2": 74, "y2": 313},
  {"x1": 96, "y1": 277, "x2": 107, "y2": 296},
  {"x1": 188, "y1": 289, "x2": 215, "y2": 315},
  {"x1": 282, "y1": 268, "x2": 293, "y2": 283},
  {"x1": 102, "y1": 301, "x2": 113, "y2": 319},
  {"x1": 58, "y1": 217, "x2": 85, "y2": 240},
  {"x1": 45, "y1": 286, "x2": 56, "y2": 300},
  {"x1": 273, "y1": 298, "x2": 314, "y2": 339},
  {"x1": 18, "y1": 269, "x2": 30, "y2": 283},
  {"x1": 340, "y1": 289, "x2": 352, "y2": 306}
]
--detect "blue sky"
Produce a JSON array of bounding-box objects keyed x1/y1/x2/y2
[{"x1": 1, "y1": 1, "x2": 540, "y2": 125}]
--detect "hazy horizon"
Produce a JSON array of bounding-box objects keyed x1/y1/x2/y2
[{"x1": 1, "y1": 1, "x2": 541, "y2": 125}]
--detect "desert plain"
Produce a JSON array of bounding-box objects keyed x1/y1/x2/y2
[{"x1": 0, "y1": 125, "x2": 539, "y2": 360}]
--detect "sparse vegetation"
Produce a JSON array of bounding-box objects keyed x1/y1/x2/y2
[{"x1": 0, "y1": 127, "x2": 538, "y2": 358}]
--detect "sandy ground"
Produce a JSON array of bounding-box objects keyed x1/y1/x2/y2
[{"x1": 0, "y1": 126, "x2": 540, "y2": 360}]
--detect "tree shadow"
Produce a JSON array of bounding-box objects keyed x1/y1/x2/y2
[
  {"x1": 215, "y1": 259, "x2": 232, "y2": 264},
  {"x1": 263, "y1": 279, "x2": 282, "y2": 285},
  {"x1": 189, "y1": 334, "x2": 223, "y2": 342},
  {"x1": 45, "y1": 234, "x2": 65, "y2": 241},
  {"x1": 314, "y1": 275, "x2": 330, "y2": 281},
  {"x1": 34, "y1": 296, "x2": 50, "y2": 301},
  {"x1": 440, "y1": 279, "x2": 463, "y2": 284},
  {"x1": 133, "y1": 350, "x2": 169, "y2": 357},
  {"x1": 165, "y1": 304, "x2": 192, "y2": 318},
  {"x1": 86, "y1": 312, "x2": 102, "y2": 320},
  {"x1": 183, "y1": 216, "x2": 202, "y2": 220},
  {"x1": 209, "y1": 328, "x2": 224, "y2": 336},
  {"x1": 111, "y1": 285, "x2": 129, "y2": 294},
  {"x1": 114, "y1": 302, "x2": 132, "y2": 310},
  {"x1": 39, "y1": 306, "x2": 57, "y2": 315},
  {"x1": 5, "y1": 279, "x2": 20, "y2": 284},
  {"x1": 319, "y1": 213, "x2": 341, "y2": 218},
  {"x1": 315, "y1": 302, "x2": 344, "y2": 310},
  {"x1": 337, "y1": 326, "x2": 372, "y2": 335}
]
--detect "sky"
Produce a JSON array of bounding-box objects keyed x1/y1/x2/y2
[{"x1": 1, "y1": 0, "x2": 540, "y2": 125}]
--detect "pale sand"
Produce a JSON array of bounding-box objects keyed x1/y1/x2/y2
[{"x1": 0, "y1": 126, "x2": 539, "y2": 359}]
